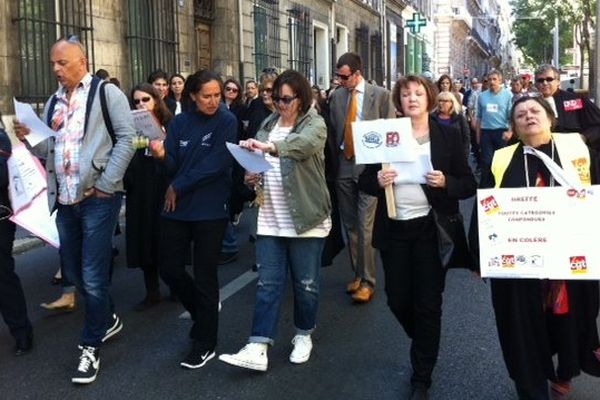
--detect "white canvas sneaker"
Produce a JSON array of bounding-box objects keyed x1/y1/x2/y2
[
  {"x1": 219, "y1": 343, "x2": 268, "y2": 371},
  {"x1": 289, "y1": 334, "x2": 312, "y2": 364}
]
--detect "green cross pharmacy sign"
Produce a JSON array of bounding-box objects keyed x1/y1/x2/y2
[{"x1": 406, "y1": 13, "x2": 426, "y2": 34}]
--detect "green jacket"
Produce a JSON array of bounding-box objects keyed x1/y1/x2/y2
[{"x1": 256, "y1": 107, "x2": 331, "y2": 234}]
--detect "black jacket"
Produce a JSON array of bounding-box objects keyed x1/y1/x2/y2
[
  {"x1": 0, "y1": 129, "x2": 10, "y2": 210},
  {"x1": 552, "y1": 89, "x2": 600, "y2": 151}
]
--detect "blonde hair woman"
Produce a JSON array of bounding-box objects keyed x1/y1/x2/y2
[{"x1": 431, "y1": 91, "x2": 471, "y2": 159}]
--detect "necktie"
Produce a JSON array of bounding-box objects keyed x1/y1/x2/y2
[{"x1": 343, "y1": 89, "x2": 357, "y2": 159}]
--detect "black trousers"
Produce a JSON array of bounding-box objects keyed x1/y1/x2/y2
[
  {"x1": 380, "y1": 214, "x2": 446, "y2": 389},
  {"x1": 0, "y1": 219, "x2": 32, "y2": 342},
  {"x1": 159, "y1": 217, "x2": 227, "y2": 349},
  {"x1": 515, "y1": 381, "x2": 549, "y2": 400}
]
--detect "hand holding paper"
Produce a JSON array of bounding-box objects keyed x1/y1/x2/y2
[
  {"x1": 226, "y1": 142, "x2": 273, "y2": 174},
  {"x1": 13, "y1": 98, "x2": 56, "y2": 147}
]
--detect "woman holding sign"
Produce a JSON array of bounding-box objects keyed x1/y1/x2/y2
[
  {"x1": 219, "y1": 69, "x2": 331, "y2": 372},
  {"x1": 125, "y1": 84, "x2": 172, "y2": 310},
  {"x1": 481, "y1": 96, "x2": 600, "y2": 399},
  {"x1": 358, "y1": 75, "x2": 476, "y2": 399}
]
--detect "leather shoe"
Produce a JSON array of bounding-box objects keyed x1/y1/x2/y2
[
  {"x1": 351, "y1": 285, "x2": 374, "y2": 303},
  {"x1": 14, "y1": 334, "x2": 33, "y2": 356},
  {"x1": 346, "y1": 278, "x2": 361, "y2": 294},
  {"x1": 40, "y1": 292, "x2": 75, "y2": 311}
]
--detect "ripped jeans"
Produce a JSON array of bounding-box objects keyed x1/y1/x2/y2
[{"x1": 249, "y1": 235, "x2": 325, "y2": 345}]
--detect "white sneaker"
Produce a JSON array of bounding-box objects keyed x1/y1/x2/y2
[
  {"x1": 289, "y1": 334, "x2": 312, "y2": 364},
  {"x1": 219, "y1": 343, "x2": 268, "y2": 371}
]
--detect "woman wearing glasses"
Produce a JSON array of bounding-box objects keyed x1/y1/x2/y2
[
  {"x1": 431, "y1": 91, "x2": 471, "y2": 159},
  {"x1": 125, "y1": 83, "x2": 173, "y2": 310},
  {"x1": 219, "y1": 69, "x2": 331, "y2": 372},
  {"x1": 245, "y1": 72, "x2": 278, "y2": 140}
]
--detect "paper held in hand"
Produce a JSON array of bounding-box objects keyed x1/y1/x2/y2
[
  {"x1": 131, "y1": 109, "x2": 165, "y2": 140},
  {"x1": 477, "y1": 186, "x2": 600, "y2": 280},
  {"x1": 351, "y1": 117, "x2": 417, "y2": 164}
]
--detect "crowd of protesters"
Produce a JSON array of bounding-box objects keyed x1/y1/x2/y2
[{"x1": 1, "y1": 34, "x2": 600, "y2": 400}]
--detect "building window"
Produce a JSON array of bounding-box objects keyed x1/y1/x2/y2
[
  {"x1": 253, "y1": 0, "x2": 281, "y2": 77},
  {"x1": 355, "y1": 24, "x2": 370, "y2": 79},
  {"x1": 287, "y1": 5, "x2": 312, "y2": 79},
  {"x1": 16, "y1": 0, "x2": 95, "y2": 108},
  {"x1": 127, "y1": 0, "x2": 179, "y2": 85},
  {"x1": 370, "y1": 32, "x2": 383, "y2": 85},
  {"x1": 194, "y1": 0, "x2": 215, "y2": 21}
]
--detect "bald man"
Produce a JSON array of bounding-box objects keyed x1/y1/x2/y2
[{"x1": 14, "y1": 36, "x2": 135, "y2": 384}]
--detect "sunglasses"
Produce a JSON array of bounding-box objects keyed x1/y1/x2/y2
[
  {"x1": 225, "y1": 86, "x2": 239, "y2": 93},
  {"x1": 261, "y1": 87, "x2": 273, "y2": 93},
  {"x1": 134, "y1": 96, "x2": 152, "y2": 105},
  {"x1": 536, "y1": 77, "x2": 555, "y2": 84},
  {"x1": 273, "y1": 95, "x2": 297, "y2": 105},
  {"x1": 335, "y1": 72, "x2": 353, "y2": 80}
]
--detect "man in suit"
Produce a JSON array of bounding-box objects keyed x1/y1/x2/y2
[
  {"x1": 329, "y1": 52, "x2": 395, "y2": 303},
  {"x1": 535, "y1": 64, "x2": 600, "y2": 151}
]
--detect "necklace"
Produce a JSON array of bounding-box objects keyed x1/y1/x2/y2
[{"x1": 524, "y1": 139, "x2": 555, "y2": 187}]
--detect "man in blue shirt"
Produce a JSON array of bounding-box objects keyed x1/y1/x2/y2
[{"x1": 476, "y1": 69, "x2": 513, "y2": 181}]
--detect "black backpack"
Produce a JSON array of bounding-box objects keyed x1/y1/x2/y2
[{"x1": 46, "y1": 76, "x2": 116, "y2": 145}]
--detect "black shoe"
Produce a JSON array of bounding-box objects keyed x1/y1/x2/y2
[
  {"x1": 180, "y1": 343, "x2": 215, "y2": 369},
  {"x1": 134, "y1": 294, "x2": 161, "y2": 312},
  {"x1": 411, "y1": 386, "x2": 429, "y2": 400},
  {"x1": 14, "y1": 334, "x2": 33, "y2": 356},
  {"x1": 218, "y1": 251, "x2": 238, "y2": 265},
  {"x1": 72, "y1": 345, "x2": 100, "y2": 384},
  {"x1": 101, "y1": 313, "x2": 123, "y2": 343}
]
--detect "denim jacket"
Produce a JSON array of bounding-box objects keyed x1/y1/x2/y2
[{"x1": 256, "y1": 107, "x2": 331, "y2": 234}]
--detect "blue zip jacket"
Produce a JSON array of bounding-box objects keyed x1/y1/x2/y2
[{"x1": 161, "y1": 103, "x2": 236, "y2": 221}]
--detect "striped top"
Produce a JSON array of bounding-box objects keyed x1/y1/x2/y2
[{"x1": 257, "y1": 123, "x2": 331, "y2": 238}]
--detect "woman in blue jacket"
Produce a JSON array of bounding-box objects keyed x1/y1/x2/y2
[{"x1": 150, "y1": 70, "x2": 236, "y2": 369}]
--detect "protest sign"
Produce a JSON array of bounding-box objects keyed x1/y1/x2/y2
[
  {"x1": 477, "y1": 186, "x2": 600, "y2": 279},
  {"x1": 351, "y1": 117, "x2": 416, "y2": 165},
  {"x1": 132, "y1": 109, "x2": 164, "y2": 140}
]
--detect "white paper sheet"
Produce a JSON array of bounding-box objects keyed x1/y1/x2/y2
[
  {"x1": 226, "y1": 142, "x2": 273, "y2": 173},
  {"x1": 7, "y1": 144, "x2": 47, "y2": 212},
  {"x1": 390, "y1": 153, "x2": 435, "y2": 184},
  {"x1": 13, "y1": 98, "x2": 56, "y2": 147}
]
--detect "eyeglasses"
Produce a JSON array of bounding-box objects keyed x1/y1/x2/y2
[
  {"x1": 133, "y1": 97, "x2": 152, "y2": 105},
  {"x1": 438, "y1": 99, "x2": 452, "y2": 103},
  {"x1": 261, "y1": 87, "x2": 273, "y2": 93},
  {"x1": 536, "y1": 77, "x2": 556, "y2": 84},
  {"x1": 262, "y1": 67, "x2": 278, "y2": 74},
  {"x1": 335, "y1": 72, "x2": 353, "y2": 81},
  {"x1": 273, "y1": 95, "x2": 297, "y2": 105},
  {"x1": 225, "y1": 86, "x2": 239, "y2": 93}
]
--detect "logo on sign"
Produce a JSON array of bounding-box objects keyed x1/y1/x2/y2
[
  {"x1": 362, "y1": 132, "x2": 382, "y2": 148},
  {"x1": 530, "y1": 255, "x2": 543, "y2": 267},
  {"x1": 501, "y1": 255, "x2": 515, "y2": 268},
  {"x1": 385, "y1": 131, "x2": 400, "y2": 147},
  {"x1": 563, "y1": 98, "x2": 583, "y2": 112},
  {"x1": 480, "y1": 195, "x2": 500, "y2": 214},
  {"x1": 516, "y1": 255, "x2": 527, "y2": 266},
  {"x1": 488, "y1": 256, "x2": 500, "y2": 267},
  {"x1": 570, "y1": 256, "x2": 588, "y2": 274}
]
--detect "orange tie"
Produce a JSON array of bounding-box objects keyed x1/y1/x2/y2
[{"x1": 343, "y1": 89, "x2": 357, "y2": 159}]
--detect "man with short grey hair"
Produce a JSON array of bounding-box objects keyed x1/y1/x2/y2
[{"x1": 14, "y1": 36, "x2": 135, "y2": 384}]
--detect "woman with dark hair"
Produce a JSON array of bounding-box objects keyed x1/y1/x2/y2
[
  {"x1": 244, "y1": 72, "x2": 278, "y2": 140},
  {"x1": 476, "y1": 95, "x2": 600, "y2": 399},
  {"x1": 219, "y1": 69, "x2": 331, "y2": 372},
  {"x1": 150, "y1": 69, "x2": 236, "y2": 369},
  {"x1": 359, "y1": 75, "x2": 476, "y2": 399},
  {"x1": 436, "y1": 74, "x2": 453, "y2": 93},
  {"x1": 168, "y1": 73, "x2": 186, "y2": 115},
  {"x1": 148, "y1": 69, "x2": 177, "y2": 115},
  {"x1": 125, "y1": 83, "x2": 173, "y2": 311}
]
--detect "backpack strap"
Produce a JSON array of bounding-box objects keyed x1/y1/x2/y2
[
  {"x1": 99, "y1": 81, "x2": 116, "y2": 145},
  {"x1": 46, "y1": 95, "x2": 59, "y2": 127}
]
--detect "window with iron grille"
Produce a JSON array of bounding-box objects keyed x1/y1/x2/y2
[
  {"x1": 355, "y1": 24, "x2": 370, "y2": 79},
  {"x1": 253, "y1": 0, "x2": 281, "y2": 78},
  {"x1": 15, "y1": 0, "x2": 95, "y2": 109},
  {"x1": 287, "y1": 5, "x2": 312, "y2": 79},
  {"x1": 370, "y1": 33, "x2": 383, "y2": 85},
  {"x1": 127, "y1": 0, "x2": 179, "y2": 85}
]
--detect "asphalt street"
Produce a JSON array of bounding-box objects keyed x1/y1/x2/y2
[{"x1": 0, "y1": 200, "x2": 598, "y2": 400}]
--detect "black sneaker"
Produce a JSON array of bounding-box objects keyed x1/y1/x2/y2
[
  {"x1": 72, "y1": 345, "x2": 100, "y2": 384},
  {"x1": 180, "y1": 344, "x2": 215, "y2": 369},
  {"x1": 102, "y1": 313, "x2": 123, "y2": 343}
]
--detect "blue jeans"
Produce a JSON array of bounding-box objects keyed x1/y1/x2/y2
[
  {"x1": 480, "y1": 128, "x2": 509, "y2": 185},
  {"x1": 250, "y1": 236, "x2": 325, "y2": 345},
  {"x1": 56, "y1": 193, "x2": 122, "y2": 347}
]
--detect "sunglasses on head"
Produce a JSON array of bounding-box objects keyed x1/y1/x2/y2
[
  {"x1": 273, "y1": 95, "x2": 297, "y2": 105},
  {"x1": 335, "y1": 72, "x2": 353, "y2": 81},
  {"x1": 134, "y1": 96, "x2": 152, "y2": 105},
  {"x1": 225, "y1": 86, "x2": 239, "y2": 93},
  {"x1": 536, "y1": 77, "x2": 555, "y2": 84}
]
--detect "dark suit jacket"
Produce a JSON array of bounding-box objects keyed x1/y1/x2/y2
[
  {"x1": 358, "y1": 118, "x2": 476, "y2": 255},
  {"x1": 552, "y1": 89, "x2": 600, "y2": 151}
]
